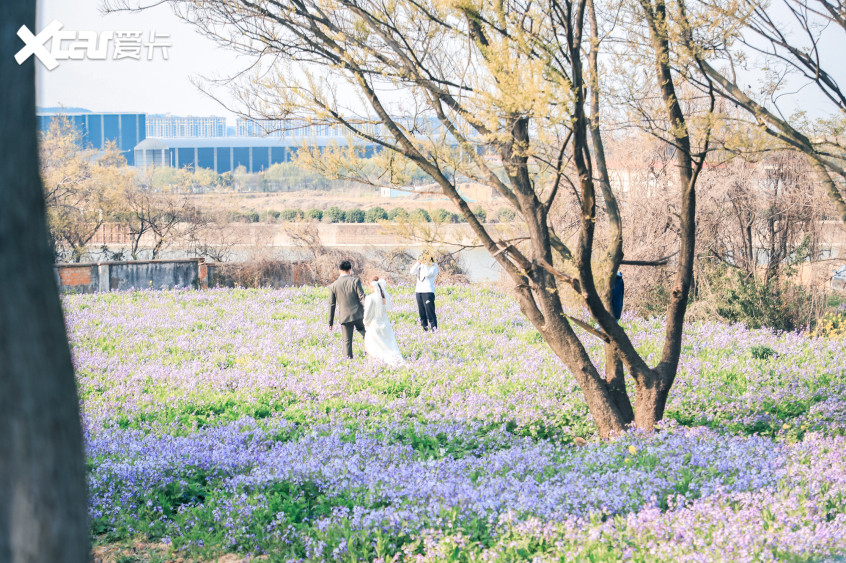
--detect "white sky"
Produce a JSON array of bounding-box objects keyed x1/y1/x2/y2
[
  {"x1": 35, "y1": 0, "x2": 843, "y2": 125},
  {"x1": 36, "y1": 0, "x2": 245, "y2": 122}
]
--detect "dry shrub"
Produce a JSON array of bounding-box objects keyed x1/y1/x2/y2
[
  {"x1": 209, "y1": 223, "x2": 469, "y2": 288},
  {"x1": 210, "y1": 249, "x2": 319, "y2": 288},
  {"x1": 430, "y1": 249, "x2": 471, "y2": 285},
  {"x1": 358, "y1": 248, "x2": 416, "y2": 285},
  {"x1": 541, "y1": 138, "x2": 845, "y2": 327}
]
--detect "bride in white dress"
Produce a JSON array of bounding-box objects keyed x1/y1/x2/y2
[{"x1": 363, "y1": 277, "x2": 405, "y2": 366}]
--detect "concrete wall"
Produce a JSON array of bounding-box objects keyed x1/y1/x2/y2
[{"x1": 55, "y1": 259, "x2": 208, "y2": 294}]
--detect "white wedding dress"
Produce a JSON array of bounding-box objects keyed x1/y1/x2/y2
[{"x1": 363, "y1": 280, "x2": 405, "y2": 366}]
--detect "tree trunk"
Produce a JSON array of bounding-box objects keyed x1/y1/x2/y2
[
  {"x1": 511, "y1": 287, "x2": 629, "y2": 439},
  {"x1": 0, "y1": 3, "x2": 90, "y2": 562},
  {"x1": 633, "y1": 375, "x2": 672, "y2": 430},
  {"x1": 586, "y1": 0, "x2": 634, "y2": 427},
  {"x1": 605, "y1": 346, "x2": 635, "y2": 424}
]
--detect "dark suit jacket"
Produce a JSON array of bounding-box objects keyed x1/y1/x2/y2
[{"x1": 328, "y1": 274, "x2": 366, "y2": 326}]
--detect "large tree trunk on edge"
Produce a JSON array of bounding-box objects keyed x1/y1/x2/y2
[{"x1": 0, "y1": 3, "x2": 91, "y2": 562}]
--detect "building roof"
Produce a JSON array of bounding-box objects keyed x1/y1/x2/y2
[
  {"x1": 134, "y1": 138, "x2": 170, "y2": 151},
  {"x1": 133, "y1": 136, "x2": 370, "y2": 150},
  {"x1": 37, "y1": 106, "x2": 91, "y2": 113},
  {"x1": 36, "y1": 111, "x2": 144, "y2": 116},
  {"x1": 148, "y1": 114, "x2": 226, "y2": 118}
]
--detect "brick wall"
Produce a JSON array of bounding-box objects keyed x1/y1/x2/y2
[
  {"x1": 56, "y1": 265, "x2": 98, "y2": 293},
  {"x1": 58, "y1": 266, "x2": 93, "y2": 286}
]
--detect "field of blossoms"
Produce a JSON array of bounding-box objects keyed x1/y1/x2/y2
[{"x1": 66, "y1": 285, "x2": 846, "y2": 562}]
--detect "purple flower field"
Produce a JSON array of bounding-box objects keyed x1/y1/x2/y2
[{"x1": 66, "y1": 286, "x2": 846, "y2": 561}]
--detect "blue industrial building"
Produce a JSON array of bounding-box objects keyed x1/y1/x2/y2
[
  {"x1": 38, "y1": 109, "x2": 471, "y2": 172},
  {"x1": 134, "y1": 137, "x2": 379, "y2": 174},
  {"x1": 37, "y1": 111, "x2": 146, "y2": 166}
]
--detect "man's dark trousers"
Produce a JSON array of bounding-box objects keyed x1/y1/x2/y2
[
  {"x1": 341, "y1": 319, "x2": 366, "y2": 358},
  {"x1": 415, "y1": 292, "x2": 437, "y2": 330}
]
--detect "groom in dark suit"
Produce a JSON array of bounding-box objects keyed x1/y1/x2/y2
[{"x1": 328, "y1": 260, "x2": 367, "y2": 359}]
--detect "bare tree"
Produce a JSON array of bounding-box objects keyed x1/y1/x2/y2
[
  {"x1": 701, "y1": 153, "x2": 823, "y2": 280},
  {"x1": 689, "y1": 150, "x2": 836, "y2": 328},
  {"x1": 187, "y1": 210, "x2": 240, "y2": 262},
  {"x1": 107, "y1": 0, "x2": 714, "y2": 436},
  {"x1": 0, "y1": 1, "x2": 89, "y2": 561},
  {"x1": 122, "y1": 168, "x2": 205, "y2": 260},
  {"x1": 673, "y1": 0, "x2": 846, "y2": 223},
  {"x1": 40, "y1": 117, "x2": 129, "y2": 262},
  {"x1": 555, "y1": 134, "x2": 681, "y2": 317}
]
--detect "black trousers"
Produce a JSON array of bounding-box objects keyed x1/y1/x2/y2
[
  {"x1": 340, "y1": 319, "x2": 366, "y2": 358},
  {"x1": 415, "y1": 292, "x2": 437, "y2": 330}
]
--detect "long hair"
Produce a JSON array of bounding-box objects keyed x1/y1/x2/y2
[{"x1": 371, "y1": 276, "x2": 385, "y2": 300}]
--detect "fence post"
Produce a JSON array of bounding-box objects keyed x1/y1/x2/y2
[
  {"x1": 198, "y1": 259, "x2": 208, "y2": 289},
  {"x1": 97, "y1": 263, "x2": 110, "y2": 293}
]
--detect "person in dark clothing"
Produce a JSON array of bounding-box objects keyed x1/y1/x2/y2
[
  {"x1": 327, "y1": 260, "x2": 367, "y2": 358},
  {"x1": 611, "y1": 271, "x2": 625, "y2": 320}
]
